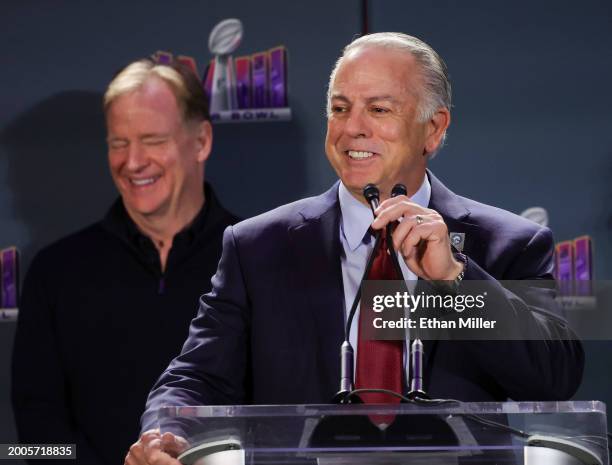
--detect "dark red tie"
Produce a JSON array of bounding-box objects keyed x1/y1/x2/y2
[{"x1": 355, "y1": 230, "x2": 403, "y2": 406}]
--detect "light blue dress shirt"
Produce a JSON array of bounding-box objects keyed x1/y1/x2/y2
[{"x1": 338, "y1": 176, "x2": 431, "y2": 387}]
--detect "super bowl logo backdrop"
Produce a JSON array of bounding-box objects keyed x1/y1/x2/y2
[
  {"x1": 554, "y1": 236, "x2": 594, "y2": 299},
  {"x1": 520, "y1": 206, "x2": 594, "y2": 302},
  {"x1": 155, "y1": 18, "x2": 290, "y2": 124}
]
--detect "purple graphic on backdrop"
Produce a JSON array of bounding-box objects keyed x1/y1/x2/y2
[
  {"x1": 269, "y1": 46, "x2": 287, "y2": 108},
  {"x1": 1, "y1": 248, "x2": 19, "y2": 308},
  {"x1": 153, "y1": 18, "x2": 291, "y2": 123}
]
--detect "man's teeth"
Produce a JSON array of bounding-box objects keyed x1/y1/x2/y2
[
  {"x1": 130, "y1": 177, "x2": 157, "y2": 186},
  {"x1": 348, "y1": 150, "x2": 374, "y2": 159}
]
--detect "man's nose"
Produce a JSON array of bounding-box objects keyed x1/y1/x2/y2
[
  {"x1": 125, "y1": 143, "x2": 148, "y2": 171},
  {"x1": 344, "y1": 109, "x2": 371, "y2": 138}
]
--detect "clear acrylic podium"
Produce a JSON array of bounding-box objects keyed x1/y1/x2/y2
[{"x1": 158, "y1": 401, "x2": 608, "y2": 465}]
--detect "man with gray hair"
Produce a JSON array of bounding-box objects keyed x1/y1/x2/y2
[
  {"x1": 12, "y1": 58, "x2": 239, "y2": 465},
  {"x1": 125, "y1": 33, "x2": 582, "y2": 465}
]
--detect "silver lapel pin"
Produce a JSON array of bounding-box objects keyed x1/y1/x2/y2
[{"x1": 450, "y1": 232, "x2": 465, "y2": 252}]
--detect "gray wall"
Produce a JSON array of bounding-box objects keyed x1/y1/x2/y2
[
  {"x1": 0, "y1": 0, "x2": 361, "y2": 449},
  {"x1": 370, "y1": 0, "x2": 612, "y2": 425},
  {"x1": 370, "y1": 0, "x2": 612, "y2": 277},
  {"x1": 1, "y1": 0, "x2": 361, "y2": 273},
  {"x1": 1, "y1": 0, "x2": 611, "y2": 449}
]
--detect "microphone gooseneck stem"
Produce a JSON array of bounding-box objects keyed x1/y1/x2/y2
[{"x1": 334, "y1": 184, "x2": 382, "y2": 403}]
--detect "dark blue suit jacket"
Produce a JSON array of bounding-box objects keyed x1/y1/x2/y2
[{"x1": 142, "y1": 172, "x2": 583, "y2": 431}]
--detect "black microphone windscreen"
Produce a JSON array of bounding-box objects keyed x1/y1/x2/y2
[
  {"x1": 391, "y1": 184, "x2": 408, "y2": 197},
  {"x1": 362, "y1": 184, "x2": 380, "y2": 204}
]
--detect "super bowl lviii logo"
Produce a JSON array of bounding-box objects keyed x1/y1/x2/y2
[{"x1": 156, "y1": 18, "x2": 290, "y2": 123}]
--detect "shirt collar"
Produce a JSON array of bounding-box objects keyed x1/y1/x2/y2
[
  {"x1": 338, "y1": 174, "x2": 432, "y2": 252},
  {"x1": 103, "y1": 183, "x2": 216, "y2": 248}
]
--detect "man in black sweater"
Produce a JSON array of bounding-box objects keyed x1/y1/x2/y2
[{"x1": 11, "y1": 59, "x2": 239, "y2": 465}]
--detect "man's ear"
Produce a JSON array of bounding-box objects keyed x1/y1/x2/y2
[
  {"x1": 424, "y1": 107, "x2": 450, "y2": 155},
  {"x1": 194, "y1": 120, "x2": 213, "y2": 163}
]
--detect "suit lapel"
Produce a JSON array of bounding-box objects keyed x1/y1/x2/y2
[
  {"x1": 427, "y1": 170, "x2": 471, "y2": 226},
  {"x1": 288, "y1": 183, "x2": 345, "y2": 398}
]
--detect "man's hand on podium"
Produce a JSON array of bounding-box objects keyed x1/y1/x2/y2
[{"x1": 125, "y1": 429, "x2": 187, "y2": 465}]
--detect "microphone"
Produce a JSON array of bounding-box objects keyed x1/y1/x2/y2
[
  {"x1": 387, "y1": 185, "x2": 429, "y2": 400},
  {"x1": 333, "y1": 184, "x2": 411, "y2": 403},
  {"x1": 363, "y1": 183, "x2": 380, "y2": 214},
  {"x1": 333, "y1": 185, "x2": 383, "y2": 404},
  {"x1": 385, "y1": 184, "x2": 427, "y2": 401},
  {"x1": 391, "y1": 183, "x2": 407, "y2": 198}
]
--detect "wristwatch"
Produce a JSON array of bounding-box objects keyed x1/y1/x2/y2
[{"x1": 434, "y1": 252, "x2": 467, "y2": 295}]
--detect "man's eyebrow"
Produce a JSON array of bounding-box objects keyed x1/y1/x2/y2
[
  {"x1": 329, "y1": 94, "x2": 400, "y2": 104},
  {"x1": 140, "y1": 133, "x2": 168, "y2": 139},
  {"x1": 329, "y1": 94, "x2": 350, "y2": 103},
  {"x1": 365, "y1": 95, "x2": 400, "y2": 104}
]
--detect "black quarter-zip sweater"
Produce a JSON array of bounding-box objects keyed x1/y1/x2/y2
[{"x1": 12, "y1": 183, "x2": 240, "y2": 465}]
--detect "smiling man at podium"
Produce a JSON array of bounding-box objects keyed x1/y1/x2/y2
[{"x1": 125, "y1": 33, "x2": 583, "y2": 465}]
